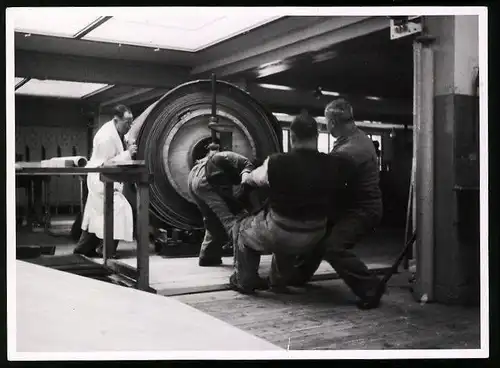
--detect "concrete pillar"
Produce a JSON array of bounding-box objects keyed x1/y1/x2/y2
[{"x1": 422, "y1": 15, "x2": 480, "y2": 305}]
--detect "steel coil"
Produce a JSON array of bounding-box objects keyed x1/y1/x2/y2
[{"x1": 131, "y1": 80, "x2": 282, "y2": 230}]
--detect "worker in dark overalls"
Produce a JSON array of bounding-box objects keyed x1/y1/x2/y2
[
  {"x1": 290, "y1": 98, "x2": 384, "y2": 309},
  {"x1": 231, "y1": 111, "x2": 349, "y2": 294},
  {"x1": 187, "y1": 140, "x2": 257, "y2": 267}
]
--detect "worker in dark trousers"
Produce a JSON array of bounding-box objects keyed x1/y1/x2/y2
[
  {"x1": 187, "y1": 140, "x2": 256, "y2": 267},
  {"x1": 289, "y1": 98, "x2": 384, "y2": 309},
  {"x1": 230, "y1": 111, "x2": 349, "y2": 294}
]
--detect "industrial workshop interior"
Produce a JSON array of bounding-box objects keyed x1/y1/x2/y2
[{"x1": 10, "y1": 8, "x2": 486, "y2": 358}]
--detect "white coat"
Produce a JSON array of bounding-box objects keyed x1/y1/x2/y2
[{"x1": 81, "y1": 120, "x2": 134, "y2": 242}]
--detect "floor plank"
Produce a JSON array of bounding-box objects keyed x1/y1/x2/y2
[{"x1": 174, "y1": 273, "x2": 480, "y2": 350}]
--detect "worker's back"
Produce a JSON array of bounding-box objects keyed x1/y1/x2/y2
[
  {"x1": 331, "y1": 128, "x2": 383, "y2": 224},
  {"x1": 267, "y1": 148, "x2": 348, "y2": 221}
]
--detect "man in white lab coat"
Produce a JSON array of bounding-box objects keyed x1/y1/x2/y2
[{"x1": 73, "y1": 105, "x2": 137, "y2": 258}]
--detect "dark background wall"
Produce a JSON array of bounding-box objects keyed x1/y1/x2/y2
[{"x1": 15, "y1": 96, "x2": 91, "y2": 210}]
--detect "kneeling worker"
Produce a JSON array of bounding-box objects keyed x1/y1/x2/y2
[
  {"x1": 187, "y1": 140, "x2": 255, "y2": 267},
  {"x1": 231, "y1": 111, "x2": 348, "y2": 293}
]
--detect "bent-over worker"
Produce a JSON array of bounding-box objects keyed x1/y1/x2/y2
[
  {"x1": 187, "y1": 141, "x2": 255, "y2": 267},
  {"x1": 74, "y1": 105, "x2": 137, "y2": 258},
  {"x1": 230, "y1": 111, "x2": 348, "y2": 294},
  {"x1": 290, "y1": 98, "x2": 384, "y2": 309}
]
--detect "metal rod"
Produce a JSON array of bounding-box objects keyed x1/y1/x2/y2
[
  {"x1": 210, "y1": 73, "x2": 218, "y2": 142},
  {"x1": 415, "y1": 38, "x2": 435, "y2": 301},
  {"x1": 411, "y1": 39, "x2": 421, "y2": 268}
]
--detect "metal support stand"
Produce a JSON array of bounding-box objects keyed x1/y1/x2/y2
[{"x1": 207, "y1": 73, "x2": 236, "y2": 143}]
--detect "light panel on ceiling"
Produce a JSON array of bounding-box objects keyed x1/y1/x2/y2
[
  {"x1": 82, "y1": 15, "x2": 280, "y2": 52},
  {"x1": 15, "y1": 77, "x2": 25, "y2": 86},
  {"x1": 15, "y1": 79, "x2": 109, "y2": 99},
  {"x1": 13, "y1": 9, "x2": 102, "y2": 38}
]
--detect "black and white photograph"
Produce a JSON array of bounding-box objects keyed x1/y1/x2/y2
[{"x1": 6, "y1": 6, "x2": 489, "y2": 360}]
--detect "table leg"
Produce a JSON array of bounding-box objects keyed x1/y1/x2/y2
[
  {"x1": 79, "y1": 177, "x2": 84, "y2": 213},
  {"x1": 26, "y1": 179, "x2": 33, "y2": 229},
  {"x1": 136, "y1": 183, "x2": 150, "y2": 291},
  {"x1": 43, "y1": 178, "x2": 51, "y2": 233},
  {"x1": 103, "y1": 182, "x2": 114, "y2": 266}
]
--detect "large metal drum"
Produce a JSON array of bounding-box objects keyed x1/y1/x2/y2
[{"x1": 128, "y1": 80, "x2": 282, "y2": 231}]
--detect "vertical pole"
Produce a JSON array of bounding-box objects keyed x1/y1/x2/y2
[
  {"x1": 411, "y1": 40, "x2": 421, "y2": 269},
  {"x1": 103, "y1": 181, "x2": 114, "y2": 266},
  {"x1": 210, "y1": 73, "x2": 218, "y2": 143},
  {"x1": 414, "y1": 32, "x2": 436, "y2": 301},
  {"x1": 44, "y1": 178, "x2": 51, "y2": 233},
  {"x1": 136, "y1": 180, "x2": 150, "y2": 291}
]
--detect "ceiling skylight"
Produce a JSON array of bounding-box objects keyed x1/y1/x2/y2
[
  {"x1": 13, "y1": 9, "x2": 102, "y2": 38},
  {"x1": 15, "y1": 79, "x2": 109, "y2": 99},
  {"x1": 82, "y1": 15, "x2": 280, "y2": 52}
]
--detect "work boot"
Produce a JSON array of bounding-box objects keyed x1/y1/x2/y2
[
  {"x1": 356, "y1": 282, "x2": 386, "y2": 310},
  {"x1": 228, "y1": 273, "x2": 269, "y2": 294},
  {"x1": 268, "y1": 284, "x2": 293, "y2": 294},
  {"x1": 96, "y1": 241, "x2": 119, "y2": 259}
]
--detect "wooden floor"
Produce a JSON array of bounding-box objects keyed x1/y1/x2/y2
[
  {"x1": 94, "y1": 255, "x2": 392, "y2": 296},
  {"x1": 17, "y1": 221, "x2": 401, "y2": 296},
  {"x1": 174, "y1": 272, "x2": 481, "y2": 350},
  {"x1": 16, "y1": 219, "x2": 481, "y2": 351}
]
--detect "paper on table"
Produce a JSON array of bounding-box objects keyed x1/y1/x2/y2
[{"x1": 41, "y1": 156, "x2": 88, "y2": 168}]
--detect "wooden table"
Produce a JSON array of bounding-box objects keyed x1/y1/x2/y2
[{"x1": 15, "y1": 161, "x2": 152, "y2": 292}]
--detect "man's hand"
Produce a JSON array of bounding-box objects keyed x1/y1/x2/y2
[
  {"x1": 241, "y1": 172, "x2": 251, "y2": 185},
  {"x1": 127, "y1": 143, "x2": 138, "y2": 156}
]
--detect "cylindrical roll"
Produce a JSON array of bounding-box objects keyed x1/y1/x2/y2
[
  {"x1": 42, "y1": 156, "x2": 88, "y2": 167},
  {"x1": 128, "y1": 79, "x2": 282, "y2": 230}
]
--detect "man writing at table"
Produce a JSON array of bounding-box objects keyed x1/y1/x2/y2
[{"x1": 74, "y1": 105, "x2": 137, "y2": 259}]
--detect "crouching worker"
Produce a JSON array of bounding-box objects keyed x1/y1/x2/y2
[
  {"x1": 230, "y1": 111, "x2": 348, "y2": 294},
  {"x1": 187, "y1": 140, "x2": 256, "y2": 267},
  {"x1": 289, "y1": 98, "x2": 384, "y2": 309}
]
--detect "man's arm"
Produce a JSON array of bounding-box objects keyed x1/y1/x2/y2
[
  {"x1": 232, "y1": 152, "x2": 255, "y2": 178},
  {"x1": 242, "y1": 157, "x2": 269, "y2": 187},
  {"x1": 93, "y1": 135, "x2": 132, "y2": 165},
  {"x1": 215, "y1": 151, "x2": 255, "y2": 180}
]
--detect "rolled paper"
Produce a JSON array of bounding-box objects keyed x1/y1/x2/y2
[{"x1": 42, "y1": 156, "x2": 88, "y2": 167}]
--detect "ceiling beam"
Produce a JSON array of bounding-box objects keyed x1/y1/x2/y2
[
  {"x1": 99, "y1": 87, "x2": 155, "y2": 107},
  {"x1": 15, "y1": 50, "x2": 191, "y2": 88},
  {"x1": 74, "y1": 16, "x2": 113, "y2": 39},
  {"x1": 245, "y1": 84, "x2": 412, "y2": 124},
  {"x1": 191, "y1": 16, "x2": 390, "y2": 78},
  {"x1": 124, "y1": 83, "x2": 412, "y2": 125}
]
